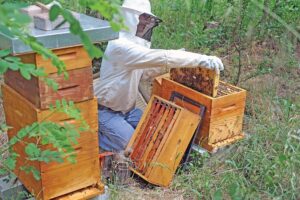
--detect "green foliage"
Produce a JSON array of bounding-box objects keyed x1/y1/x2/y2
[
  {"x1": 79, "y1": 0, "x2": 124, "y2": 31},
  {"x1": 151, "y1": 0, "x2": 300, "y2": 199},
  {"x1": 152, "y1": 0, "x2": 300, "y2": 52}
]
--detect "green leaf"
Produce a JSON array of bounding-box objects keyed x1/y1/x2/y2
[
  {"x1": 49, "y1": 5, "x2": 61, "y2": 21},
  {"x1": 25, "y1": 143, "x2": 41, "y2": 158},
  {"x1": 31, "y1": 167, "x2": 41, "y2": 180},
  {"x1": 44, "y1": 78, "x2": 59, "y2": 91},
  {"x1": 13, "y1": 12, "x2": 31, "y2": 25},
  {"x1": 228, "y1": 183, "x2": 242, "y2": 200},
  {"x1": 9, "y1": 137, "x2": 19, "y2": 146},
  {"x1": 63, "y1": 71, "x2": 69, "y2": 80},
  {"x1": 55, "y1": 100, "x2": 61, "y2": 109},
  {"x1": 31, "y1": 68, "x2": 46, "y2": 77},
  {"x1": 20, "y1": 67, "x2": 31, "y2": 80},
  {"x1": 0, "y1": 49, "x2": 10, "y2": 57},
  {"x1": 0, "y1": 168, "x2": 8, "y2": 175},
  {"x1": 0, "y1": 60, "x2": 8, "y2": 74},
  {"x1": 279, "y1": 154, "x2": 287, "y2": 164},
  {"x1": 8, "y1": 62, "x2": 19, "y2": 71},
  {"x1": 213, "y1": 189, "x2": 223, "y2": 200},
  {"x1": 17, "y1": 128, "x2": 28, "y2": 139},
  {"x1": 5, "y1": 56, "x2": 21, "y2": 62},
  {"x1": 61, "y1": 99, "x2": 67, "y2": 108},
  {"x1": 67, "y1": 155, "x2": 77, "y2": 164},
  {"x1": 4, "y1": 156, "x2": 17, "y2": 170}
]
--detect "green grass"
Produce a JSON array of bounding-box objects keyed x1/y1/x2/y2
[{"x1": 151, "y1": 0, "x2": 300, "y2": 199}]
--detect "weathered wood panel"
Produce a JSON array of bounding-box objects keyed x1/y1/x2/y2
[
  {"x1": 4, "y1": 67, "x2": 93, "y2": 110},
  {"x1": 14, "y1": 46, "x2": 91, "y2": 74},
  {"x1": 35, "y1": 46, "x2": 91, "y2": 74}
]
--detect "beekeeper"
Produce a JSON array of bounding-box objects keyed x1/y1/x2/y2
[{"x1": 93, "y1": 0, "x2": 224, "y2": 152}]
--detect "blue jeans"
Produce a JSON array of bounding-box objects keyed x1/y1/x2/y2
[{"x1": 98, "y1": 107, "x2": 142, "y2": 152}]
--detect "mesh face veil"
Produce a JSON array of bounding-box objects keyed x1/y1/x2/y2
[{"x1": 136, "y1": 13, "x2": 162, "y2": 42}]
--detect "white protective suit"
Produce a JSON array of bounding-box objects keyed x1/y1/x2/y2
[{"x1": 93, "y1": 0, "x2": 224, "y2": 114}]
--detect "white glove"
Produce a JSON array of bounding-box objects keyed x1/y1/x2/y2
[{"x1": 198, "y1": 55, "x2": 224, "y2": 74}]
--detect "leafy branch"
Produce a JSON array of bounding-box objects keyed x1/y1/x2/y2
[{"x1": 0, "y1": 99, "x2": 89, "y2": 180}]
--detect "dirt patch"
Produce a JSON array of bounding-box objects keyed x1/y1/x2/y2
[{"x1": 109, "y1": 177, "x2": 186, "y2": 200}]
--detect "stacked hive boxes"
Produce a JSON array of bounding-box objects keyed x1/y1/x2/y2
[
  {"x1": 2, "y1": 46, "x2": 103, "y2": 199},
  {"x1": 152, "y1": 69, "x2": 246, "y2": 152}
]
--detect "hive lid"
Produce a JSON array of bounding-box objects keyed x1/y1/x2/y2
[{"x1": 0, "y1": 13, "x2": 119, "y2": 54}]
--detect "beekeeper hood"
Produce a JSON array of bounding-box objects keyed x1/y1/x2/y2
[{"x1": 120, "y1": 0, "x2": 162, "y2": 47}]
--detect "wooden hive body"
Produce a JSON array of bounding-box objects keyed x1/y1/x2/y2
[
  {"x1": 4, "y1": 46, "x2": 93, "y2": 110},
  {"x1": 126, "y1": 96, "x2": 200, "y2": 187},
  {"x1": 15, "y1": 46, "x2": 91, "y2": 74},
  {"x1": 2, "y1": 84, "x2": 103, "y2": 200},
  {"x1": 170, "y1": 67, "x2": 220, "y2": 97},
  {"x1": 152, "y1": 74, "x2": 246, "y2": 152}
]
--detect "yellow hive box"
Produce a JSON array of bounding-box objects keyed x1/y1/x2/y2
[
  {"x1": 152, "y1": 73, "x2": 246, "y2": 152},
  {"x1": 2, "y1": 84, "x2": 103, "y2": 200},
  {"x1": 126, "y1": 96, "x2": 201, "y2": 187}
]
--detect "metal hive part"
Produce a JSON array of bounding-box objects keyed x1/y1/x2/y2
[{"x1": 0, "y1": 13, "x2": 118, "y2": 54}]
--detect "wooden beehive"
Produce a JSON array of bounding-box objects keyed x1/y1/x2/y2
[
  {"x1": 153, "y1": 74, "x2": 246, "y2": 152},
  {"x1": 2, "y1": 84, "x2": 103, "y2": 200},
  {"x1": 15, "y1": 46, "x2": 91, "y2": 74},
  {"x1": 126, "y1": 96, "x2": 201, "y2": 187},
  {"x1": 4, "y1": 67, "x2": 93, "y2": 109},
  {"x1": 170, "y1": 67, "x2": 220, "y2": 97}
]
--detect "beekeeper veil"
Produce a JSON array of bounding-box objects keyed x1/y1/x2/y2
[{"x1": 120, "y1": 0, "x2": 162, "y2": 47}]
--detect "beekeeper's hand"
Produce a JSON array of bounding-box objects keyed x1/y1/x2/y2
[{"x1": 198, "y1": 55, "x2": 224, "y2": 74}]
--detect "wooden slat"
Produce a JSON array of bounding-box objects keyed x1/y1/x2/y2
[
  {"x1": 138, "y1": 106, "x2": 171, "y2": 172},
  {"x1": 39, "y1": 67, "x2": 94, "y2": 109},
  {"x1": 151, "y1": 73, "x2": 170, "y2": 97},
  {"x1": 161, "y1": 78, "x2": 213, "y2": 106},
  {"x1": 127, "y1": 96, "x2": 200, "y2": 187},
  {"x1": 35, "y1": 46, "x2": 91, "y2": 74},
  {"x1": 144, "y1": 108, "x2": 180, "y2": 178},
  {"x1": 54, "y1": 182, "x2": 104, "y2": 200},
  {"x1": 17, "y1": 53, "x2": 36, "y2": 63},
  {"x1": 40, "y1": 131, "x2": 99, "y2": 171},
  {"x1": 37, "y1": 98, "x2": 98, "y2": 126},
  {"x1": 201, "y1": 134, "x2": 245, "y2": 152},
  {"x1": 146, "y1": 109, "x2": 200, "y2": 187},
  {"x1": 14, "y1": 46, "x2": 91, "y2": 74},
  {"x1": 42, "y1": 157, "x2": 100, "y2": 199},
  {"x1": 4, "y1": 70, "x2": 40, "y2": 107},
  {"x1": 4, "y1": 67, "x2": 94, "y2": 110}
]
